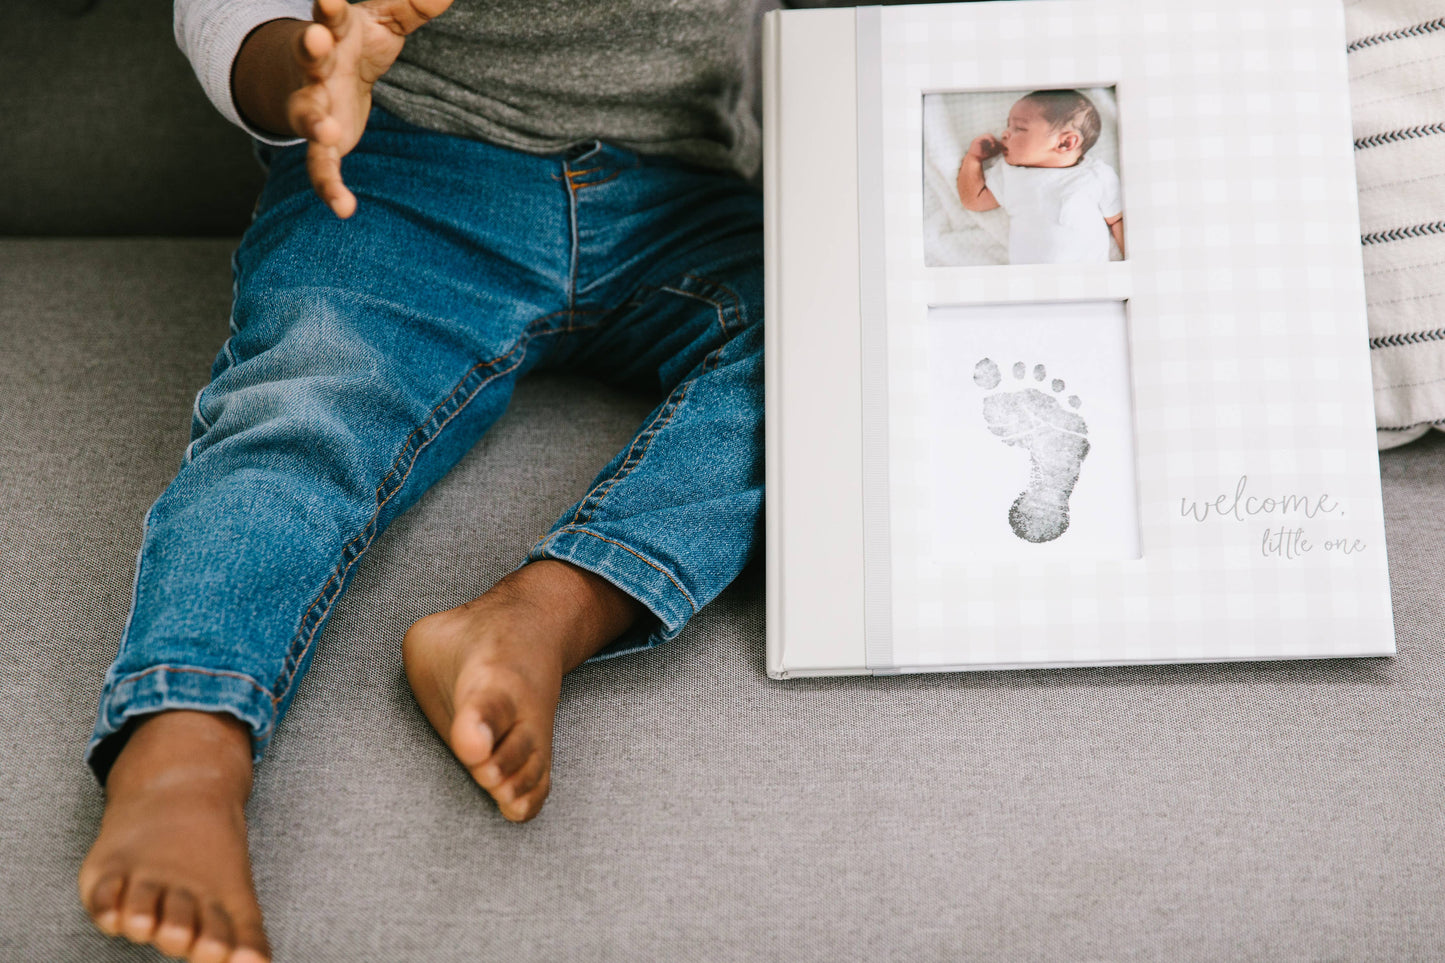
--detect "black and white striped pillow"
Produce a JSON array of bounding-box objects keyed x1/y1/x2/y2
[{"x1": 1346, "y1": 2, "x2": 1445, "y2": 448}]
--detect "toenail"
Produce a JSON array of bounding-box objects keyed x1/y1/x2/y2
[{"x1": 482, "y1": 764, "x2": 501, "y2": 784}]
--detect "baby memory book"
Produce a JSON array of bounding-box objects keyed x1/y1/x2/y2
[{"x1": 763, "y1": 0, "x2": 1396, "y2": 677}]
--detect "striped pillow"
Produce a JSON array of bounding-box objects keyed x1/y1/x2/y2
[{"x1": 1347, "y1": 1, "x2": 1445, "y2": 448}]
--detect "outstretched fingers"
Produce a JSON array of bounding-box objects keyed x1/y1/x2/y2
[
  {"x1": 305, "y1": 133, "x2": 356, "y2": 219},
  {"x1": 311, "y1": 0, "x2": 353, "y2": 40},
  {"x1": 287, "y1": 77, "x2": 338, "y2": 145},
  {"x1": 291, "y1": 3, "x2": 358, "y2": 218},
  {"x1": 296, "y1": 20, "x2": 336, "y2": 82},
  {"x1": 366, "y1": 0, "x2": 456, "y2": 36}
]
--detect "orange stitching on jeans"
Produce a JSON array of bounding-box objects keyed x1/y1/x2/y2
[
  {"x1": 567, "y1": 345, "x2": 725, "y2": 527},
  {"x1": 684, "y1": 274, "x2": 744, "y2": 331},
  {"x1": 571, "y1": 171, "x2": 621, "y2": 189},
  {"x1": 567, "y1": 166, "x2": 602, "y2": 178},
  {"x1": 275, "y1": 309, "x2": 598, "y2": 705},
  {"x1": 544, "y1": 527, "x2": 697, "y2": 613},
  {"x1": 658, "y1": 284, "x2": 730, "y2": 336},
  {"x1": 528, "y1": 527, "x2": 568, "y2": 561}
]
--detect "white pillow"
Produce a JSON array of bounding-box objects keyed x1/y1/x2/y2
[{"x1": 1347, "y1": 0, "x2": 1445, "y2": 449}]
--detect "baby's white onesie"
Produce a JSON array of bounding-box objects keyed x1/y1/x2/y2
[{"x1": 984, "y1": 154, "x2": 1122, "y2": 264}]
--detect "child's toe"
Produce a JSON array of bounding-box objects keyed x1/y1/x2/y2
[
  {"x1": 449, "y1": 684, "x2": 518, "y2": 768},
  {"x1": 119, "y1": 878, "x2": 162, "y2": 943},
  {"x1": 448, "y1": 705, "x2": 494, "y2": 769},
  {"x1": 82, "y1": 870, "x2": 127, "y2": 935},
  {"x1": 503, "y1": 771, "x2": 552, "y2": 823},
  {"x1": 469, "y1": 724, "x2": 533, "y2": 790},
  {"x1": 190, "y1": 901, "x2": 238, "y2": 963},
  {"x1": 503, "y1": 749, "x2": 548, "y2": 802},
  {"x1": 151, "y1": 887, "x2": 199, "y2": 955}
]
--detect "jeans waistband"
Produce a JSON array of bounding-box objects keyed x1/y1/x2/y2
[{"x1": 250, "y1": 104, "x2": 677, "y2": 178}]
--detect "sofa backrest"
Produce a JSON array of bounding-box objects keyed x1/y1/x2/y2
[
  {"x1": 1, "y1": 0, "x2": 798, "y2": 237},
  {"x1": 2, "y1": 0, "x2": 267, "y2": 236}
]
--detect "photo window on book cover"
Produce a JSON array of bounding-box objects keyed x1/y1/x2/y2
[{"x1": 923, "y1": 87, "x2": 1125, "y2": 269}]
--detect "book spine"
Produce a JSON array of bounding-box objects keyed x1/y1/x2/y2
[{"x1": 762, "y1": 7, "x2": 786, "y2": 680}]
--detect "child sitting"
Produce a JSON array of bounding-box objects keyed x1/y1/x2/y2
[
  {"x1": 956, "y1": 89, "x2": 1124, "y2": 264},
  {"x1": 75, "y1": 0, "x2": 765, "y2": 960}
]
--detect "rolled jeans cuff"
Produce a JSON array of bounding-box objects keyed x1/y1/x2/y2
[
  {"x1": 522, "y1": 526, "x2": 697, "y2": 662},
  {"x1": 85, "y1": 665, "x2": 275, "y2": 785}
]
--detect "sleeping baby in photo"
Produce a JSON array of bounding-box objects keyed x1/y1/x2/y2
[{"x1": 956, "y1": 89, "x2": 1124, "y2": 264}]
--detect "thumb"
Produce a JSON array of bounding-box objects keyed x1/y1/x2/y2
[{"x1": 359, "y1": 0, "x2": 455, "y2": 35}]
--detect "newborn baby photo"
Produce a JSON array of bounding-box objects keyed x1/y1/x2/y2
[{"x1": 922, "y1": 87, "x2": 1124, "y2": 267}]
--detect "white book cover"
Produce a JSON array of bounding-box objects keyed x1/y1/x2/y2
[{"x1": 763, "y1": 0, "x2": 1396, "y2": 677}]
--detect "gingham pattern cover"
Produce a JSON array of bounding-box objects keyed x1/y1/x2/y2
[{"x1": 870, "y1": 0, "x2": 1394, "y2": 669}]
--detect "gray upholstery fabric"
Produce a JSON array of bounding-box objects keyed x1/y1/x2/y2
[
  {"x1": 1, "y1": 1, "x2": 265, "y2": 236},
  {"x1": 2, "y1": 237, "x2": 1444, "y2": 960}
]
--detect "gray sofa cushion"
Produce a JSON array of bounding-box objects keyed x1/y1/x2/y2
[
  {"x1": 3, "y1": 237, "x2": 1444, "y2": 960},
  {"x1": 1, "y1": 0, "x2": 265, "y2": 235}
]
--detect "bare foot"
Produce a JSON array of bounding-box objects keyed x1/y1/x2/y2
[
  {"x1": 403, "y1": 560, "x2": 646, "y2": 822},
  {"x1": 78, "y1": 710, "x2": 271, "y2": 963}
]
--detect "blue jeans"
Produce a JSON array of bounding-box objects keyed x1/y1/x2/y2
[{"x1": 85, "y1": 106, "x2": 763, "y2": 785}]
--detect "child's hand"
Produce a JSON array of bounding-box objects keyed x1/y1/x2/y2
[
  {"x1": 288, "y1": 0, "x2": 454, "y2": 217},
  {"x1": 967, "y1": 134, "x2": 1002, "y2": 161}
]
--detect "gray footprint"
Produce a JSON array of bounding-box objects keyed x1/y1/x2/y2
[{"x1": 972, "y1": 358, "x2": 1089, "y2": 543}]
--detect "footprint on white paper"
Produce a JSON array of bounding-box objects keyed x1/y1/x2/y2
[{"x1": 972, "y1": 358, "x2": 1089, "y2": 543}]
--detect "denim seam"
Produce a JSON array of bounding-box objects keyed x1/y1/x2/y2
[
  {"x1": 656, "y1": 283, "x2": 734, "y2": 337},
  {"x1": 621, "y1": 271, "x2": 747, "y2": 338},
  {"x1": 191, "y1": 386, "x2": 214, "y2": 434},
  {"x1": 271, "y1": 308, "x2": 600, "y2": 709},
  {"x1": 190, "y1": 334, "x2": 241, "y2": 442},
  {"x1": 106, "y1": 501, "x2": 158, "y2": 704},
  {"x1": 535, "y1": 526, "x2": 698, "y2": 614},
  {"x1": 567, "y1": 344, "x2": 725, "y2": 527},
  {"x1": 228, "y1": 247, "x2": 243, "y2": 337},
  {"x1": 109, "y1": 664, "x2": 272, "y2": 702},
  {"x1": 685, "y1": 274, "x2": 747, "y2": 329},
  {"x1": 565, "y1": 164, "x2": 580, "y2": 322}
]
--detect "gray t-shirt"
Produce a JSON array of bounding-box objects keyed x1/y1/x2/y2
[
  {"x1": 373, "y1": 0, "x2": 763, "y2": 180},
  {"x1": 174, "y1": 0, "x2": 763, "y2": 182}
]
